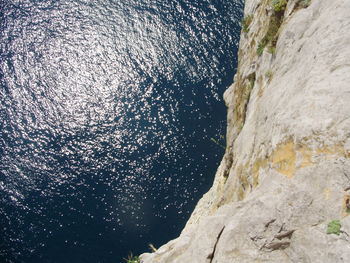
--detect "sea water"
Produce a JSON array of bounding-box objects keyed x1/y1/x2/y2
[{"x1": 0, "y1": 0, "x2": 243, "y2": 262}]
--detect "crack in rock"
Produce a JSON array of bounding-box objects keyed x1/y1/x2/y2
[{"x1": 207, "y1": 226, "x2": 225, "y2": 263}]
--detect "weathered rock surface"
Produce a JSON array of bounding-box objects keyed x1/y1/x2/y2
[{"x1": 140, "y1": 0, "x2": 350, "y2": 262}]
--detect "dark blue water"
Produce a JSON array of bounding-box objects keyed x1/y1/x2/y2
[{"x1": 0, "y1": 0, "x2": 243, "y2": 262}]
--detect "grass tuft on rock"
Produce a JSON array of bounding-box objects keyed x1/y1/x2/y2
[
  {"x1": 265, "y1": 70, "x2": 273, "y2": 81},
  {"x1": 268, "y1": 46, "x2": 276, "y2": 54},
  {"x1": 257, "y1": 0, "x2": 287, "y2": 56},
  {"x1": 257, "y1": 42, "x2": 265, "y2": 56},
  {"x1": 271, "y1": 0, "x2": 288, "y2": 12},
  {"x1": 124, "y1": 254, "x2": 140, "y2": 263},
  {"x1": 242, "y1": 15, "x2": 253, "y2": 33},
  {"x1": 256, "y1": 15, "x2": 280, "y2": 56}
]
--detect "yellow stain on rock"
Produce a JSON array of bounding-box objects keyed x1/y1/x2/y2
[
  {"x1": 298, "y1": 144, "x2": 313, "y2": 168},
  {"x1": 267, "y1": 141, "x2": 348, "y2": 179},
  {"x1": 271, "y1": 141, "x2": 296, "y2": 178},
  {"x1": 316, "y1": 144, "x2": 349, "y2": 159},
  {"x1": 218, "y1": 139, "x2": 350, "y2": 206},
  {"x1": 236, "y1": 164, "x2": 251, "y2": 201}
]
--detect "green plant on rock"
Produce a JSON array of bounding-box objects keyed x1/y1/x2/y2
[
  {"x1": 242, "y1": 15, "x2": 253, "y2": 33},
  {"x1": 327, "y1": 220, "x2": 341, "y2": 235},
  {"x1": 257, "y1": 41, "x2": 266, "y2": 56},
  {"x1": 271, "y1": 0, "x2": 288, "y2": 12},
  {"x1": 124, "y1": 254, "x2": 140, "y2": 263},
  {"x1": 256, "y1": 9, "x2": 282, "y2": 56},
  {"x1": 265, "y1": 70, "x2": 273, "y2": 81},
  {"x1": 268, "y1": 46, "x2": 276, "y2": 54},
  {"x1": 248, "y1": 72, "x2": 256, "y2": 88},
  {"x1": 265, "y1": 16, "x2": 280, "y2": 43}
]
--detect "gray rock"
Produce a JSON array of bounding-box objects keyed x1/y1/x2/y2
[{"x1": 140, "y1": 0, "x2": 350, "y2": 262}]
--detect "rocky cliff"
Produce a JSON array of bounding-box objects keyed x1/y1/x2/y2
[{"x1": 140, "y1": 0, "x2": 350, "y2": 262}]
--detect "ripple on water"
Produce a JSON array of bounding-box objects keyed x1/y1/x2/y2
[{"x1": 0, "y1": 0, "x2": 243, "y2": 262}]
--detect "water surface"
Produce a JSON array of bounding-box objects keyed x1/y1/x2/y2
[{"x1": 0, "y1": 0, "x2": 243, "y2": 262}]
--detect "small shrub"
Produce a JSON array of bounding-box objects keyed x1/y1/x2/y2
[
  {"x1": 124, "y1": 254, "x2": 140, "y2": 263},
  {"x1": 271, "y1": 0, "x2": 288, "y2": 12},
  {"x1": 256, "y1": 11, "x2": 282, "y2": 56},
  {"x1": 327, "y1": 220, "x2": 341, "y2": 235},
  {"x1": 265, "y1": 16, "x2": 280, "y2": 43},
  {"x1": 242, "y1": 15, "x2": 253, "y2": 33}
]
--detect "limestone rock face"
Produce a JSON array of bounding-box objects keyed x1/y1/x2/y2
[{"x1": 140, "y1": 0, "x2": 350, "y2": 262}]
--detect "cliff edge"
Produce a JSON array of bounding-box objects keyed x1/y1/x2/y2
[{"x1": 141, "y1": 0, "x2": 350, "y2": 262}]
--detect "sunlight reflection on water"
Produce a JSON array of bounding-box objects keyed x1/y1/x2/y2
[{"x1": 0, "y1": 0, "x2": 243, "y2": 262}]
